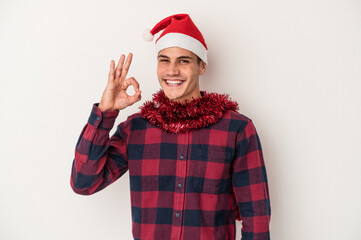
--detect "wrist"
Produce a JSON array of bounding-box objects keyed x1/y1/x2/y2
[{"x1": 98, "y1": 103, "x2": 113, "y2": 112}]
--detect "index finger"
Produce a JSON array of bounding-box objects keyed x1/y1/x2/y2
[{"x1": 120, "y1": 53, "x2": 133, "y2": 80}]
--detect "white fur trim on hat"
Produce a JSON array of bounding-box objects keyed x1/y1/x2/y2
[{"x1": 155, "y1": 33, "x2": 208, "y2": 64}]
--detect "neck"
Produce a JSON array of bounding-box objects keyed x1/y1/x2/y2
[
  {"x1": 170, "y1": 93, "x2": 202, "y2": 104},
  {"x1": 167, "y1": 89, "x2": 202, "y2": 104}
]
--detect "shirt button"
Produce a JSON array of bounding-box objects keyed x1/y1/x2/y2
[
  {"x1": 178, "y1": 184, "x2": 182, "y2": 188},
  {"x1": 175, "y1": 212, "x2": 180, "y2": 218},
  {"x1": 179, "y1": 154, "x2": 184, "y2": 160},
  {"x1": 96, "y1": 116, "x2": 101, "y2": 121}
]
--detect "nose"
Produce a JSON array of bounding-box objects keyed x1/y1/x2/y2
[{"x1": 167, "y1": 62, "x2": 180, "y2": 76}]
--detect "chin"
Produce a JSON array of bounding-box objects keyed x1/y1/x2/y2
[
  {"x1": 163, "y1": 91, "x2": 181, "y2": 101},
  {"x1": 162, "y1": 86, "x2": 183, "y2": 100}
]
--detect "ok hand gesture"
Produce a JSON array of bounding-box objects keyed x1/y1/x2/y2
[{"x1": 98, "y1": 53, "x2": 141, "y2": 111}]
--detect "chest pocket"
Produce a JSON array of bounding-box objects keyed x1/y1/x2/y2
[{"x1": 192, "y1": 148, "x2": 234, "y2": 194}]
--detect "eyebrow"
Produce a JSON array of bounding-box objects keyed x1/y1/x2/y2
[{"x1": 157, "y1": 55, "x2": 193, "y2": 60}]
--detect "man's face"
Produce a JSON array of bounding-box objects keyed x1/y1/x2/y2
[{"x1": 157, "y1": 47, "x2": 206, "y2": 103}]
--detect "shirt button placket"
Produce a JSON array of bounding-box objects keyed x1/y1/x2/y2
[
  {"x1": 178, "y1": 154, "x2": 185, "y2": 192},
  {"x1": 171, "y1": 133, "x2": 189, "y2": 240}
]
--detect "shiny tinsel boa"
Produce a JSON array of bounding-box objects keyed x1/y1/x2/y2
[{"x1": 140, "y1": 90, "x2": 239, "y2": 134}]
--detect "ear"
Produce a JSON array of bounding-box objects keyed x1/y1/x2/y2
[{"x1": 199, "y1": 61, "x2": 206, "y2": 75}]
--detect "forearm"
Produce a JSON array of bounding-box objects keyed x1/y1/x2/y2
[
  {"x1": 234, "y1": 172, "x2": 270, "y2": 240},
  {"x1": 70, "y1": 104, "x2": 128, "y2": 195},
  {"x1": 233, "y1": 120, "x2": 271, "y2": 239}
]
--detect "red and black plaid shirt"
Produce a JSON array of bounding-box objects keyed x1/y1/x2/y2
[{"x1": 71, "y1": 103, "x2": 271, "y2": 240}]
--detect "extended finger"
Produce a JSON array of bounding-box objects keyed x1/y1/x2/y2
[
  {"x1": 108, "y1": 60, "x2": 115, "y2": 82},
  {"x1": 120, "y1": 53, "x2": 133, "y2": 80},
  {"x1": 115, "y1": 54, "x2": 125, "y2": 80}
]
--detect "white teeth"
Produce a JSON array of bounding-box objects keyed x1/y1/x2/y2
[{"x1": 165, "y1": 80, "x2": 183, "y2": 86}]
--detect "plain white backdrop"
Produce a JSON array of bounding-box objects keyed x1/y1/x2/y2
[{"x1": 1, "y1": 0, "x2": 360, "y2": 239}]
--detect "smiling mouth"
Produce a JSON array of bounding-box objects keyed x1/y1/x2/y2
[{"x1": 164, "y1": 79, "x2": 185, "y2": 87}]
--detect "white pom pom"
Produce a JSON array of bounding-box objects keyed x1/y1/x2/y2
[{"x1": 142, "y1": 28, "x2": 154, "y2": 42}]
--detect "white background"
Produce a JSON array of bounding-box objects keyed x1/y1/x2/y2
[{"x1": 1, "y1": 0, "x2": 360, "y2": 239}]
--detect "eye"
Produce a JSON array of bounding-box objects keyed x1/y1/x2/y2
[
  {"x1": 159, "y1": 59, "x2": 169, "y2": 63},
  {"x1": 179, "y1": 59, "x2": 189, "y2": 63}
]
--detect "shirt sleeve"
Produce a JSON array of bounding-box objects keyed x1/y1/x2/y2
[
  {"x1": 70, "y1": 103, "x2": 129, "y2": 195},
  {"x1": 232, "y1": 119, "x2": 271, "y2": 240}
]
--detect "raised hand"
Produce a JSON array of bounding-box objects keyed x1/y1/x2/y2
[{"x1": 98, "y1": 53, "x2": 141, "y2": 111}]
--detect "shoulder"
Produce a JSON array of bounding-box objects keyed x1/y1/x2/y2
[
  {"x1": 118, "y1": 112, "x2": 143, "y2": 127},
  {"x1": 114, "y1": 112, "x2": 149, "y2": 140},
  {"x1": 126, "y1": 112, "x2": 143, "y2": 121},
  {"x1": 221, "y1": 110, "x2": 255, "y2": 134},
  {"x1": 118, "y1": 112, "x2": 156, "y2": 132},
  {"x1": 223, "y1": 109, "x2": 253, "y2": 123}
]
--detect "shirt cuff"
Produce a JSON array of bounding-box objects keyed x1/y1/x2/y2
[{"x1": 87, "y1": 103, "x2": 119, "y2": 129}]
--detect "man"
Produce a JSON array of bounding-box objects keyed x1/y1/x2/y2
[{"x1": 71, "y1": 14, "x2": 271, "y2": 240}]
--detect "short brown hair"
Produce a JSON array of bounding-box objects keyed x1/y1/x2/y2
[{"x1": 197, "y1": 56, "x2": 202, "y2": 65}]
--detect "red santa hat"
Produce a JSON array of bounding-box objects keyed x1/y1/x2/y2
[{"x1": 143, "y1": 14, "x2": 208, "y2": 64}]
